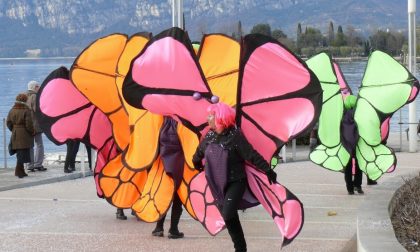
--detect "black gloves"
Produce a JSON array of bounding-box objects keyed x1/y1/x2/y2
[
  {"x1": 192, "y1": 157, "x2": 204, "y2": 172},
  {"x1": 193, "y1": 162, "x2": 204, "y2": 172},
  {"x1": 265, "y1": 169, "x2": 277, "y2": 184}
]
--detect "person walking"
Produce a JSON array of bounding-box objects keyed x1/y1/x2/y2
[
  {"x1": 7, "y1": 94, "x2": 35, "y2": 178},
  {"x1": 192, "y1": 103, "x2": 276, "y2": 252},
  {"x1": 64, "y1": 140, "x2": 92, "y2": 173},
  {"x1": 150, "y1": 116, "x2": 185, "y2": 239},
  {"x1": 26, "y1": 80, "x2": 46, "y2": 172},
  {"x1": 341, "y1": 95, "x2": 364, "y2": 195}
]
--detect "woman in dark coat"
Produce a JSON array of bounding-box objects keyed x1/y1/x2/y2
[{"x1": 7, "y1": 93, "x2": 34, "y2": 178}]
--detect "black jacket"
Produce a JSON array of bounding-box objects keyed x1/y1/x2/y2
[
  {"x1": 192, "y1": 127, "x2": 270, "y2": 182},
  {"x1": 341, "y1": 108, "x2": 359, "y2": 155}
]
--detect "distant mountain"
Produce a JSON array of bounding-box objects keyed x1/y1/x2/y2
[{"x1": 0, "y1": 0, "x2": 411, "y2": 57}]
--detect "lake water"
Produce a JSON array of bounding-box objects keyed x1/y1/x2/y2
[{"x1": 0, "y1": 58, "x2": 419, "y2": 166}]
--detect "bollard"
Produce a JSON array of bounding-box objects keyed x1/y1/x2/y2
[
  {"x1": 3, "y1": 118, "x2": 7, "y2": 169},
  {"x1": 292, "y1": 139, "x2": 296, "y2": 161},
  {"x1": 399, "y1": 111, "x2": 403, "y2": 151},
  {"x1": 92, "y1": 149, "x2": 96, "y2": 173},
  {"x1": 281, "y1": 145, "x2": 287, "y2": 163},
  {"x1": 80, "y1": 144, "x2": 86, "y2": 176}
]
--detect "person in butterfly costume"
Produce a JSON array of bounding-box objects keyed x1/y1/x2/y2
[
  {"x1": 45, "y1": 33, "x2": 201, "y2": 230},
  {"x1": 341, "y1": 95, "x2": 364, "y2": 194},
  {"x1": 308, "y1": 51, "x2": 419, "y2": 184},
  {"x1": 192, "y1": 103, "x2": 276, "y2": 252},
  {"x1": 122, "y1": 27, "x2": 322, "y2": 248},
  {"x1": 151, "y1": 116, "x2": 186, "y2": 239}
]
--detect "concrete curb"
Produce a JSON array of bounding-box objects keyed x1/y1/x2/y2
[
  {"x1": 0, "y1": 170, "x2": 92, "y2": 192},
  {"x1": 357, "y1": 171, "x2": 419, "y2": 252}
]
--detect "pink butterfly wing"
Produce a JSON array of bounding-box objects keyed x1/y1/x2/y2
[
  {"x1": 94, "y1": 138, "x2": 119, "y2": 197},
  {"x1": 246, "y1": 166, "x2": 303, "y2": 245},
  {"x1": 237, "y1": 35, "x2": 322, "y2": 246},
  {"x1": 37, "y1": 67, "x2": 113, "y2": 149},
  {"x1": 37, "y1": 67, "x2": 115, "y2": 197},
  {"x1": 189, "y1": 172, "x2": 225, "y2": 235},
  {"x1": 122, "y1": 28, "x2": 213, "y2": 133},
  {"x1": 333, "y1": 61, "x2": 352, "y2": 98}
]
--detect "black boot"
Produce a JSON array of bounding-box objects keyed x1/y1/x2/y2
[
  {"x1": 116, "y1": 208, "x2": 127, "y2": 220},
  {"x1": 35, "y1": 166, "x2": 47, "y2": 171},
  {"x1": 367, "y1": 178, "x2": 378, "y2": 185},
  {"x1": 168, "y1": 230, "x2": 184, "y2": 239},
  {"x1": 64, "y1": 167, "x2": 73, "y2": 173},
  {"x1": 355, "y1": 187, "x2": 364, "y2": 194},
  {"x1": 152, "y1": 227, "x2": 164, "y2": 237},
  {"x1": 225, "y1": 218, "x2": 247, "y2": 252},
  {"x1": 346, "y1": 184, "x2": 354, "y2": 195},
  {"x1": 152, "y1": 217, "x2": 165, "y2": 237},
  {"x1": 168, "y1": 196, "x2": 184, "y2": 239},
  {"x1": 15, "y1": 163, "x2": 27, "y2": 178}
]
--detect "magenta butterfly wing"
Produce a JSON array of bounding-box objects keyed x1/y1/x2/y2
[
  {"x1": 36, "y1": 67, "x2": 117, "y2": 197},
  {"x1": 122, "y1": 28, "x2": 213, "y2": 134},
  {"x1": 333, "y1": 61, "x2": 353, "y2": 98},
  {"x1": 237, "y1": 34, "x2": 322, "y2": 246},
  {"x1": 189, "y1": 172, "x2": 225, "y2": 235}
]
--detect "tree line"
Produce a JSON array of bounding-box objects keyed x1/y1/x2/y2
[{"x1": 245, "y1": 22, "x2": 411, "y2": 58}]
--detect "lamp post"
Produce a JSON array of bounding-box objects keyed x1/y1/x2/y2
[
  {"x1": 408, "y1": 0, "x2": 417, "y2": 152},
  {"x1": 172, "y1": 0, "x2": 184, "y2": 29}
]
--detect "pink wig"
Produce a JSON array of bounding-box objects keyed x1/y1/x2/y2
[{"x1": 207, "y1": 103, "x2": 236, "y2": 131}]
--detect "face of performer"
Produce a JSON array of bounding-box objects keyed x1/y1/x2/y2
[{"x1": 207, "y1": 113, "x2": 216, "y2": 130}]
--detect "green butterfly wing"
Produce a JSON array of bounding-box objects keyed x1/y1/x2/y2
[
  {"x1": 307, "y1": 53, "x2": 350, "y2": 171},
  {"x1": 355, "y1": 50, "x2": 419, "y2": 179},
  {"x1": 355, "y1": 138, "x2": 396, "y2": 180}
]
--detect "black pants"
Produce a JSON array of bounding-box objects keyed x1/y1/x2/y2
[
  {"x1": 344, "y1": 159, "x2": 362, "y2": 192},
  {"x1": 222, "y1": 179, "x2": 247, "y2": 252},
  {"x1": 155, "y1": 193, "x2": 183, "y2": 232},
  {"x1": 64, "y1": 141, "x2": 92, "y2": 169}
]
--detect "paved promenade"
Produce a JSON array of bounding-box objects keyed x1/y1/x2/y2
[{"x1": 0, "y1": 134, "x2": 418, "y2": 251}]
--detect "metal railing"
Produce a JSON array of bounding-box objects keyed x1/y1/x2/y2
[{"x1": 1, "y1": 117, "x2": 417, "y2": 168}]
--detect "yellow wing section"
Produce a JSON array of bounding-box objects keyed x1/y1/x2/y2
[
  {"x1": 176, "y1": 123, "x2": 200, "y2": 219},
  {"x1": 123, "y1": 112, "x2": 163, "y2": 170},
  {"x1": 177, "y1": 163, "x2": 199, "y2": 219},
  {"x1": 177, "y1": 123, "x2": 200, "y2": 169},
  {"x1": 116, "y1": 33, "x2": 150, "y2": 125},
  {"x1": 70, "y1": 34, "x2": 130, "y2": 150},
  {"x1": 131, "y1": 157, "x2": 175, "y2": 222},
  {"x1": 99, "y1": 153, "x2": 147, "y2": 208},
  {"x1": 199, "y1": 34, "x2": 240, "y2": 106}
]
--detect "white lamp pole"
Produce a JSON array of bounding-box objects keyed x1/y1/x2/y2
[
  {"x1": 172, "y1": 0, "x2": 184, "y2": 29},
  {"x1": 172, "y1": 0, "x2": 177, "y2": 27},
  {"x1": 408, "y1": 0, "x2": 417, "y2": 152},
  {"x1": 178, "y1": 0, "x2": 184, "y2": 29}
]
